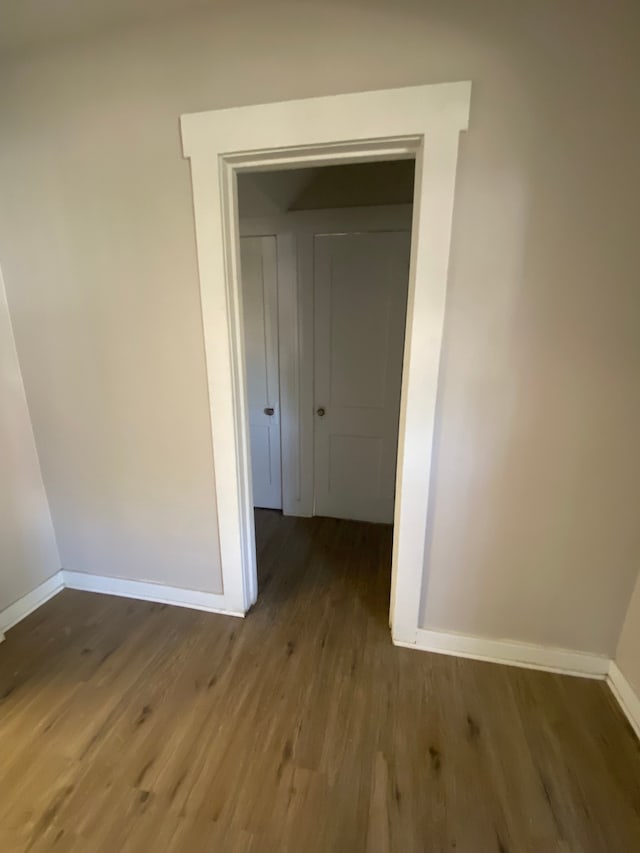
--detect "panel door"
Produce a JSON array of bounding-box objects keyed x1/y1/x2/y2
[
  {"x1": 240, "y1": 236, "x2": 282, "y2": 510},
  {"x1": 313, "y1": 231, "x2": 410, "y2": 523}
]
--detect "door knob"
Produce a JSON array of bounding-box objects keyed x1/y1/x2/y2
[
  {"x1": 264, "y1": 407, "x2": 275, "y2": 416},
  {"x1": 316, "y1": 407, "x2": 325, "y2": 417}
]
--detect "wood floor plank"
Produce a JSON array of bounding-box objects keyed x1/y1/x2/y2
[{"x1": 1, "y1": 510, "x2": 639, "y2": 851}]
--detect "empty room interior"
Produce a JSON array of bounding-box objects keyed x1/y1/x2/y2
[{"x1": 0, "y1": 2, "x2": 639, "y2": 851}]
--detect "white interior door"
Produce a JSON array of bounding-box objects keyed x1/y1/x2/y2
[
  {"x1": 313, "y1": 231, "x2": 410, "y2": 523},
  {"x1": 240, "y1": 236, "x2": 282, "y2": 510}
]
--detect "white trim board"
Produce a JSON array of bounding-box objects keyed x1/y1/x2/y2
[
  {"x1": 62, "y1": 571, "x2": 242, "y2": 618},
  {"x1": 0, "y1": 571, "x2": 65, "y2": 641},
  {"x1": 607, "y1": 662, "x2": 640, "y2": 739},
  {"x1": 0, "y1": 570, "x2": 243, "y2": 644},
  {"x1": 395, "y1": 628, "x2": 611, "y2": 679},
  {"x1": 0, "y1": 571, "x2": 241, "y2": 644}
]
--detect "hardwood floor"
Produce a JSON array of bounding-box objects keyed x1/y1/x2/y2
[{"x1": 1, "y1": 510, "x2": 639, "y2": 852}]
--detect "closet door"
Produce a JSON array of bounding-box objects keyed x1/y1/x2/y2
[
  {"x1": 313, "y1": 231, "x2": 410, "y2": 524},
  {"x1": 240, "y1": 236, "x2": 282, "y2": 509}
]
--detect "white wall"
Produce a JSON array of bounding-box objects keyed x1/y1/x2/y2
[
  {"x1": 0, "y1": 1, "x2": 638, "y2": 650},
  {"x1": 616, "y1": 572, "x2": 640, "y2": 697},
  {"x1": 0, "y1": 266, "x2": 60, "y2": 621}
]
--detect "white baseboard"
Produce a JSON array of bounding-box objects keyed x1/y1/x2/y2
[
  {"x1": 0, "y1": 574, "x2": 638, "y2": 743},
  {"x1": 394, "y1": 627, "x2": 610, "y2": 679},
  {"x1": 0, "y1": 571, "x2": 65, "y2": 641},
  {"x1": 62, "y1": 570, "x2": 243, "y2": 618},
  {"x1": 607, "y1": 662, "x2": 640, "y2": 739},
  {"x1": 1, "y1": 573, "x2": 634, "y2": 743}
]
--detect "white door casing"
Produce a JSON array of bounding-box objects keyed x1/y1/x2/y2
[
  {"x1": 313, "y1": 231, "x2": 410, "y2": 523},
  {"x1": 239, "y1": 236, "x2": 282, "y2": 510},
  {"x1": 181, "y1": 82, "x2": 471, "y2": 640}
]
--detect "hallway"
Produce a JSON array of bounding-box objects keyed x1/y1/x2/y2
[{"x1": 0, "y1": 511, "x2": 639, "y2": 852}]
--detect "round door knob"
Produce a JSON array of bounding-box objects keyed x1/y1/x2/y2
[
  {"x1": 316, "y1": 407, "x2": 325, "y2": 417},
  {"x1": 264, "y1": 407, "x2": 275, "y2": 416}
]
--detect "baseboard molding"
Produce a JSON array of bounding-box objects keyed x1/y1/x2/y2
[
  {"x1": 62, "y1": 570, "x2": 243, "y2": 618},
  {"x1": 3, "y1": 575, "x2": 635, "y2": 745},
  {"x1": 0, "y1": 571, "x2": 65, "y2": 640},
  {"x1": 394, "y1": 627, "x2": 610, "y2": 679},
  {"x1": 607, "y1": 662, "x2": 640, "y2": 739}
]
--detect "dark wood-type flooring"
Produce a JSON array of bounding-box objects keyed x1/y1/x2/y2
[{"x1": 1, "y1": 510, "x2": 639, "y2": 852}]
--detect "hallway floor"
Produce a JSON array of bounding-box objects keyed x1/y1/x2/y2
[{"x1": 1, "y1": 510, "x2": 639, "y2": 852}]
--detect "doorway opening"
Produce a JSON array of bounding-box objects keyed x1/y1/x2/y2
[
  {"x1": 237, "y1": 161, "x2": 415, "y2": 610},
  {"x1": 237, "y1": 161, "x2": 415, "y2": 617},
  {"x1": 181, "y1": 82, "x2": 471, "y2": 643}
]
